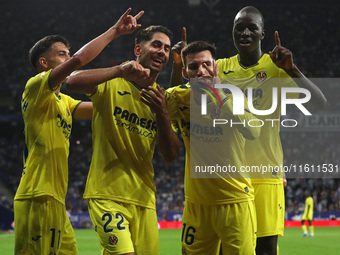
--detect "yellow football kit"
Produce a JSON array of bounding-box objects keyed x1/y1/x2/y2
[
  {"x1": 217, "y1": 54, "x2": 298, "y2": 182},
  {"x1": 301, "y1": 196, "x2": 314, "y2": 236},
  {"x1": 167, "y1": 84, "x2": 259, "y2": 254},
  {"x1": 302, "y1": 196, "x2": 314, "y2": 221},
  {"x1": 253, "y1": 184, "x2": 285, "y2": 237},
  {"x1": 14, "y1": 196, "x2": 78, "y2": 255},
  {"x1": 88, "y1": 199, "x2": 159, "y2": 254},
  {"x1": 14, "y1": 70, "x2": 80, "y2": 254},
  {"x1": 84, "y1": 78, "x2": 175, "y2": 254},
  {"x1": 218, "y1": 54, "x2": 298, "y2": 237}
]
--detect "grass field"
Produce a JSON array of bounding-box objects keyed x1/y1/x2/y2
[{"x1": 1, "y1": 227, "x2": 339, "y2": 254}]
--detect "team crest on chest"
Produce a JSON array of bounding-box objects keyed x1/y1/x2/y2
[
  {"x1": 256, "y1": 71, "x2": 267, "y2": 83},
  {"x1": 210, "y1": 108, "x2": 221, "y2": 119}
]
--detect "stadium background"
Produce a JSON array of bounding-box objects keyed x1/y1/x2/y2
[{"x1": 0, "y1": 0, "x2": 339, "y2": 245}]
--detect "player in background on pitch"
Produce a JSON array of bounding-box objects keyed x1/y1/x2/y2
[
  {"x1": 170, "y1": 6, "x2": 326, "y2": 255},
  {"x1": 65, "y1": 24, "x2": 180, "y2": 254},
  {"x1": 301, "y1": 190, "x2": 314, "y2": 237},
  {"x1": 14, "y1": 8, "x2": 144, "y2": 255}
]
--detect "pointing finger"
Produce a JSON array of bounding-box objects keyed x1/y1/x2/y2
[
  {"x1": 275, "y1": 31, "x2": 281, "y2": 46},
  {"x1": 182, "y1": 27, "x2": 187, "y2": 43}
]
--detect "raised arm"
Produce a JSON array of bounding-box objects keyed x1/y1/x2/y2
[
  {"x1": 269, "y1": 31, "x2": 327, "y2": 110},
  {"x1": 49, "y1": 8, "x2": 144, "y2": 89},
  {"x1": 170, "y1": 27, "x2": 187, "y2": 87},
  {"x1": 65, "y1": 61, "x2": 150, "y2": 94}
]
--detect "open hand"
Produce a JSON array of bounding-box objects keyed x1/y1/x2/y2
[{"x1": 140, "y1": 85, "x2": 168, "y2": 116}]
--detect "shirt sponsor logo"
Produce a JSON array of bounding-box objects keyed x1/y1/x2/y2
[
  {"x1": 57, "y1": 113, "x2": 72, "y2": 139},
  {"x1": 113, "y1": 106, "x2": 157, "y2": 138},
  {"x1": 113, "y1": 107, "x2": 156, "y2": 131}
]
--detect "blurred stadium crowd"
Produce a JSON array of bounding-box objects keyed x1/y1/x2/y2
[{"x1": 0, "y1": 0, "x2": 339, "y2": 218}]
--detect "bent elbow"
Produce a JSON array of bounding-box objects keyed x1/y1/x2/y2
[
  {"x1": 64, "y1": 76, "x2": 77, "y2": 92},
  {"x1": 71, "y1": 53, "x2": 86, "y2": 68}
]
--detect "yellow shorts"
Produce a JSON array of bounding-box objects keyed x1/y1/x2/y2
[
  {"x1": 301, "y1": 211, "x2": 313, "y2": 221},
  {"x1": 14, "y1": 196, "x2": 78, "y2": 255},
  {"x1": 253, "y1": 183, "x2": 285, "y2": 237},
  {"x1": 181, "y1": 200, "x2": 256, "y2": 255},
  {"x1": 88, "y1": 199, "x2": 159, "y2": 255}
]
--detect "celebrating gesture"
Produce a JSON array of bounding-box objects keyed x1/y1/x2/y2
[
  {"x1": 269, "y1": 31, "x2": 294, "y2": 71},
  {"x1": 171, "y1": 27, "x2": 187, "y2": 65},
  {"x1": 113, "y1": 8, "x2": 144, "y2": 36}
]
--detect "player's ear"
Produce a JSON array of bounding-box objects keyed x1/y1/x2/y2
[
  {"x1": 261, "y1": 29, "x2": 265, "y2": 40},
  {"x1": 39, "y1": 57, "x2": 48, "y2": 70},
  {"x1": 182, "y1": 67, "x2": 189, "y2": 79},
  {"x1": 134, "y1": 44, "x2": 141, "y2": 59}
]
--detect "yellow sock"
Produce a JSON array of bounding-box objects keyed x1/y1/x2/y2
[
  {"x1": 277, "y1": 244, "x2": 279, "y2": 255},
  {"x1": 309, "y1": 225, "x2": 314, "y2": 234},
  {"x1": 302, "y1": 225, "x2": 307, "y2": 233}
]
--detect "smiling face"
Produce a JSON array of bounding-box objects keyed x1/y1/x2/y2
[
  {"x1": 135, "y1": 32, "x2": 171, "y2": 75},
  {"x1": 232, "y1": 10, "x2": 265, "y2": 54}
]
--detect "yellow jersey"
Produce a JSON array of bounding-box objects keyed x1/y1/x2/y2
[
  {"x1": 303, "y1": 196, "x2": 314, "y2": 218},
  {"x1": 167, "y1": 84, "x2": 260, "y2": 205},
  {"x1": 15, "y1": 70, "x2": 81, "y2": 204},
  {"x1": 84, "y1": 78, "x2": 175, "y2": 209},
  {"x1": 217, "y1": 54, "x2": 297, "y2": 184}
]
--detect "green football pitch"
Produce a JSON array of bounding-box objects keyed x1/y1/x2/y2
[{"x1": 1, "y1": 227, "x2": 339, "y2": 254}]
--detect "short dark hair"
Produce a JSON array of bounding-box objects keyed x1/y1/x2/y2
[
  {"x1": 181, "y1": 41, "x2": 217, "y2": 67},
  {"x1": 135, "y1": 25, "x2": 173, "y2": 45},
  {"x1": 29, "y1": 35, "x2": 70, "y2": 70}
]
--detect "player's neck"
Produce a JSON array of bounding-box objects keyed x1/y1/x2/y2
[
  {"x1": 55, "y1": 84, "x2": 61, "y2": 95},
  {"x1": 238, "y1": 49, "x2": 263, "y2": 67},
  {"x1": 133, "y1": 73, "x2": 158, "y2": 89},
  {"x1": 192, "y1": 87, "x2": 212, "y2": 105}
]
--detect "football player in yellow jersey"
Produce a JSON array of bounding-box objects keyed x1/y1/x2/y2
[
  {"x1": 65, "y1": 26, "x2": 180, "y2": 255},
  {"x1": 146, "y1": 40, "x2": 260, "y2": 254},
  {"x1": 217, "y1": 6, "x2": 326, "y2": 255},
  {"x1": 14, "y1": 8, "x2": 144, "y2": 255},
  {"x1": 170, "y1": 6, "x2": 326, "y2": 255},
  {"x1": 301, "y1": 190, "x2": 314, "y2": 237}
]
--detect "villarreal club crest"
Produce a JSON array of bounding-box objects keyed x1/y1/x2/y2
[
  {"x1": 108, "y1": 235, "x2": 118, "y2": 245},
  {"x1": 256, "y1": 71, "x2": 267, "y2": 83}
]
